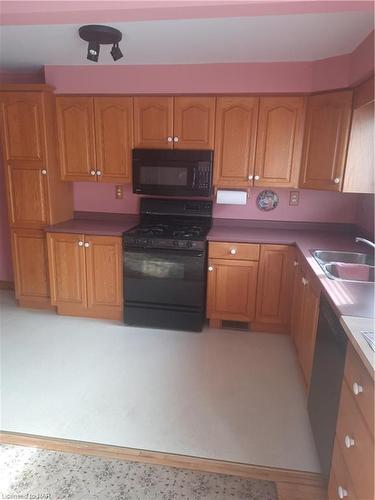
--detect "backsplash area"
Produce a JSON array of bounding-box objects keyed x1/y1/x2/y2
[{"x1": 73, "y1": 183, "x2": 360, "y2": 224}]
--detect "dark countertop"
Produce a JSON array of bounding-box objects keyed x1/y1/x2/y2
[
  {"x1": 46, "y1": 213, "x2": 374, "y2": 320},
  {"x1": 45, "y1": 213, "x2": 139, "y2": 236},
  {"x1": 209, "y1": 221, "x2": 374, "y2": 320}
]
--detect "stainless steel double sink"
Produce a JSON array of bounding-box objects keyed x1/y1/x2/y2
[{"x1": 312, "y1": 250, "x2": 375, "y2": 283}]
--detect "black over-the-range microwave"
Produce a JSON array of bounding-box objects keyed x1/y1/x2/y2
[{"x1": 132, "y1": 149, "x2": 213, "y2": 197}]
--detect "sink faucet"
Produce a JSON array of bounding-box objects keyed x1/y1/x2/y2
[{"x1": 355, "y1": 237, "x2": 375, "y2": 250}]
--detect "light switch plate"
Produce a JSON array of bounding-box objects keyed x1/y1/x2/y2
[{"x1": 289, "y1": 191, "x2": 300, "y2": 206}]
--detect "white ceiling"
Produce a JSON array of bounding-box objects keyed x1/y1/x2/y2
[{"x1": 0, "y1": 11, "x2": 373, "y2": 70}]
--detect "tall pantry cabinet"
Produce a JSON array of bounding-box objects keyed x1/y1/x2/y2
[{"x1": 0, "y1": 84, "x2": 73, "y2": 308}]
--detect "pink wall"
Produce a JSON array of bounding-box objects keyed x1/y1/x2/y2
[
  {"x1": 74, "y1": 183, "x2": 360, "y2": 224},
  {"x1": 2, "y1": 1, "x2": 373, "y2": 25},
  {"x1": 44, "y1": 31, "x2": 374, "y2": 94}
]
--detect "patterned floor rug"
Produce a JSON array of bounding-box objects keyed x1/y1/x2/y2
[{"x1": 0, "y1": 444, "x2": 278, "y2": 500}]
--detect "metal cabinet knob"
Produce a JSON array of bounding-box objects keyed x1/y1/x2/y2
[
  {"x1": 167, "y1": 136, "x2": 173, "y2": 143},
  {"x1": 96, "y1": 170, "x2": 102, "y2": 176},
  {"x1": 84, "y1": 242, "x2": 90, "y2": 248},
  {"x1": 248, "y1": 175, "x2": 253, "y2": 181},
  {"x1": 230, "y1": 249, "x2": 237, "y2": 255},
  {"x1": 338, "y1": 486, "x2": 348, "y2": 498},
  {"x1": 173, "y1": 136, "x2": 179, "y2": 143},
  {"x1": 41, "y1": 169, "x2": 47, "y2": 175},
  {"x1": 208, "y1": 266, "x2": 214, "y2": 272},
  {"x1": 254, "y1": 175, "x2": 260, "y2": 181},
  {"x1": 352, "y1": 382, "x2": 363, "y2": 396},
  {"x1": 90, "y1": 170, "x2": 96, "y2": 176},
  {"x1": 78, "y1": 241, "x2": 84, "y2": 247},
  {"x1": 344, "y1": 435, "x2": 355, "y2": 448},
  {"x1": 334, "y1": 177, "x2": 340, "y2": 184}
]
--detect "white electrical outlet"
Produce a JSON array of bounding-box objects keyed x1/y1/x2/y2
[{"x1": 289, "y1": 191, "x2": 300, "y2": 206}]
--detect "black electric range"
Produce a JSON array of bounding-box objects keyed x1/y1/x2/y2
[{"x1": 123, "y1": 198, "x2": 212, "y2": 332}]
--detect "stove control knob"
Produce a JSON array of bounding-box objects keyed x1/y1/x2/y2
[{"x1": 187, "y1": 241, "x2": 193, "y2": 248}]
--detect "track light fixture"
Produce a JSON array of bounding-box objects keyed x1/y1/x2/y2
[{"x1": 79, "y1": 25, "x2": 124, "y2": 63}]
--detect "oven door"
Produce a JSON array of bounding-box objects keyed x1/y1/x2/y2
[{"x1": 124, "y1": 247, "x2": 206, "y2": 310}]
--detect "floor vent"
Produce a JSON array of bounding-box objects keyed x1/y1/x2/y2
[{"x1": 221, "y1": 320, "x2": 249, "y2": 331}]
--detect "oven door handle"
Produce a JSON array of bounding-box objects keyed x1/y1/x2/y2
[{"x1": 124, "y1": 247, "x2": 205, "y2": 258}]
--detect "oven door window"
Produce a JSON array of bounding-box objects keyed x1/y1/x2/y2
[{"x1": 124, "y1": 249, "x2": 205, "y2": 309}]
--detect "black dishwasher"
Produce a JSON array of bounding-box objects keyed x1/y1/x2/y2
[{"x1": 307, "y1": 297, "x2": 348, "y2": 483}]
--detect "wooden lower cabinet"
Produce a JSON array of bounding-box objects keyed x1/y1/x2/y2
[
  {"x1": 207, "y1": 242, "x2": 295, "y2": 331},
  {"x1": 254, "y1": 245, "x2": 295, "y2": 332},
  {"x1": 207, "y1": 258, "x2": 259, "y2": 322},
  {"x1": 291, "y1": 257, "x2": 320, "y2": 388},
  {"x1": 328, "y1": 345, "x2": 374, "y2": 500},
  {"x1": 47, "y1": 232, "x2": 123, "y2": 320},
  {"x1": 11, "y1": 228, "x2": 51, "y2": 308}
]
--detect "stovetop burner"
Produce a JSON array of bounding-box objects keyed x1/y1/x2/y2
[
  {"x1": 123, "y1": 198, "x2": 212, "y2": 251},
  {"x1": 126, "y1": 222, "x2": 210, "y2": 241}
]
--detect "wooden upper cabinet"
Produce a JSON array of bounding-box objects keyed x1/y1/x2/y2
[
  {"x1": 173, "y1": 96, "x2": 215, "y2": 149},
  {"x1": 134, "y1": 96, "x2": 173, "y2": 149},
  {"x1": 56, "y1": 96, "x2": 96, "y2": 181},
  {"x1": 214, "y1": 97, "x2": 259, "y2": 187},
  {"x1": 11, "y1": 228, "x2": 50, "y2": 304},
  {"x1": 47, "y1": 232, "x2": 87, "y2": 307},
  {"x1": 0, "y1": 92, "x2": 44, "y2": 162},
  {"x1": 255, "y1": 245, "x2": 294, "y2": 328},
  {"x1": 299, "y1": 90, "x2": 353, "y2": 191},
  {"x1": 343, "y1": 77, "x2": 374, "y2": 194},
  {"x1": 207, "y1": 259, "x2": 259, "y2": 322},
  {"x1": 255, "y1": 96, "x2": 305, "y2": 187},
  {"x1": 85, "y1": 235, "x2": 123, "y2": 313},
  {"x1": 0, "y1": 89, "x2": 73, "y2": 229},
  {"x1": 94, "y1": 97, "x2": 133, "y2": 183}
]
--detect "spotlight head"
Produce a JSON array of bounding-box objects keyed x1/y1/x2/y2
[
  {"x1": 87, "y1": 40, "x2": 100, "y2": 62},
  {"x1": 111, "y1": 43, "x2": 123, "y2": 61}
]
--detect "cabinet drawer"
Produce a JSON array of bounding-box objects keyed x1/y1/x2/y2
[
  {"x1": 336, "y1": 379, "x2": 374, "y2": 500},
  {"x1": 209, "y1": 242, "x2": 260, "y2": 261},
  {"x1": 344, "y1": 345, "x2": 374, "y2": 437},
  {"x1": 328, "y1": 438, "x2": 358, "y2": 500}
]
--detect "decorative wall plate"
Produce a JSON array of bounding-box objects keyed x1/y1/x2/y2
[{"x1": 256, "y1": 190, "x2": 279, "y2": 211}]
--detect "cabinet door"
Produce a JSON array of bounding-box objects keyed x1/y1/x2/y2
[
  {"x1": 173, "y1": 96, "x2": 215, "y2": 149},
  {"x1": 343, "y1": 99, "x2": 374, "y2": 193},
  {"x1": 85, "y1": 235, "x2": 123, "y2": 319},
  {"x1": 0, "y1": 92, "x2": 45, "y2": 162},
  {"x1": 11, "y1": 228, "x2": 50, "y2": 303},
  {"x1": 298, "y1": 279, "x2": 320, "y2": 387},
  {"x1": 47, "y1": 232, "x2": 87, "y2": 307},
  {"x1": 255, "y1": 245, "x2": 294, "y2": 328},
  {"x1": 255, "y1": 96, "x2": 305, "y2": 187},
  {"x1": 134, "y1": 96, "x2": 173, "y2": 149},
  {"x1": 290, "y1": 261, "x2": 305, "y2": 343},
  {"x1": 4, "y1": 163, "x2": 49, "y2": 227},
  {"x1": 56, "y1": 96, "x2": 96, "y2": 181},
  {"x1": 0, "y1": 93, "x2": 50, "y2": 227},
  {"x1": 94, "y1": 97, "x2": 133, "y2": 183},
  {"x1": 214, "y1": 97, "x2": 259, "y2": 187},
  {"x1": 299, "y1": 91, "x2": 353, "y2": 191},
  {"x1": 207, "y1": 259, "x2": 258, "y2": 322}
]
